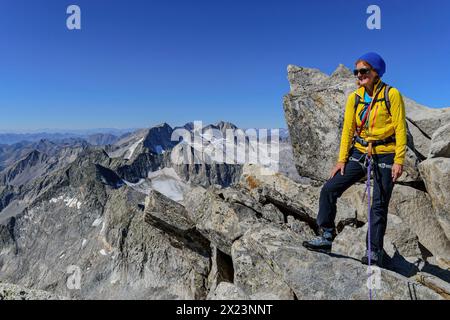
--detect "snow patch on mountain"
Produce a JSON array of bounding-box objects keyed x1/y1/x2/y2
[
  {"x1": 92, "y1": 217, "x2": 102, "y2": 227},
  {"x1": 122, "y1": 167, "x2": 187, "y2": 202},
  {"x1": 148, "y1": 167, "x2": 188, "y2": 202},
  {"x1": 124, "y1": 138, "x2": 144, "y2": 160},
  {"x1": 49, "y1": 195, "x2": 82, "y2": 209}
]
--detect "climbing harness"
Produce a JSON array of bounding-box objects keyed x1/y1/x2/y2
[
  {"x1": 353, "y1": 135, "x2": 395, "y2": 148},
  {"x1": 348, "y1": 151, "x2": 393, "y2": 171}
]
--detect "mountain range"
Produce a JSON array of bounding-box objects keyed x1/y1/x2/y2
[{"x1": 0, "y1": 65, "x2": 449, "y2": 300}]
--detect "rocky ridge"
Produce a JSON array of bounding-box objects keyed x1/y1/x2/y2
[{"x1": 0, "y1": 65, "x2": 449, "y2": 300}]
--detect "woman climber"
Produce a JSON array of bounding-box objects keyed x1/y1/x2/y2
[{"x1": 302, "y1": 52, "x2": 407, "y2": 267}]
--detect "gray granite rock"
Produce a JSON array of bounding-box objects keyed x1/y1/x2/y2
[
  {"x1": 419, "y1": 158, "x2": 450, "y2": 242},
  {"x1": 234, "y1": 223, "x2": 442, "y2": 300},
  {"x1": 183, "y1": 186, "x2": 260, "y2": 255},
  {"x1": 206, "y1": 282, "x2": 249, "y2": 300},
  {"x1": 428, "y1": 123, "x2": 450, "y2": 158},
  {"x1": 389, "y1": 183, "x2": 450, "y2": 260},
  {"x1": 332, "y1": 215, "x2": 423, "y2": 277},
  {"x1": 0, "y1": 282, "x2": 65, "y2": 300}
]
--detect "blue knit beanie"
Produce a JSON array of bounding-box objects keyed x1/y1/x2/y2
[{"x1": 357, "y1": 52, "x2": 386, "y2": 77}]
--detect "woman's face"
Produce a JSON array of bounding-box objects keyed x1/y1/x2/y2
[{"x1": 356, "y1": 61, "x2": 377, "y2": 87}]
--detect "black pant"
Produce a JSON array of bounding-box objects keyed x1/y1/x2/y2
[{"x1": 317, "y1": 148, "x2": 395, "y2": 252}]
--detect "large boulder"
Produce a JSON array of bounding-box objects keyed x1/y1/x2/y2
[
  {"x1": 183, "y1": 186, "x2": 260, "y2": 255},
  {"x1": 339, "y1": 182, "x2": 450, "y2": 260},
  {"x1": 232, "y1": 223, "x2": 297, "y2": 300},
  {"x1": 144, "y1": 190, "x2": 211, "y2": 255},
  {"x1": 283, "y1": 65, "x2": 351, "y2": 182},
  {"x1": 144, "y1": 189, "x2": 194, "y2": 233},
  {"x1": 332, "y1": 215, "x2": 423, "y2": 277},
  {"x1": 389, "y1": 184, "x2": 450, "y2": 260},
  {"x1": 406, "y1": 119, "x2": 431, "y2": 157},
  {"x1": 333, "y1": 215, "x2": 422, "y2": 261},
  {"x1": 404, "y1": 98, "x2": 450, "y2": 139},
  {"x1": 428, "y1": 123, "x2": 450, "y2": 158},
  {"x1": 232, "y1": 223, "x2": 441, "y2": 300},
  {"x1": 239, "y1": 164, "x2": 360, "y2": 230},
  {"x1": 419, "y1": 158, "x2": 450, "y2": 241},
  {"x1": 333, "y1": 223, "x2": 450, "y2": 299}
]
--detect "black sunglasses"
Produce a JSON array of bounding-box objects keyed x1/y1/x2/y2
[{"x1": 353, "y1": 68, "x2": 372, "y2": 76}]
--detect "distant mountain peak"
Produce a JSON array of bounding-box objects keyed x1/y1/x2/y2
[
  {"x1": 214, "y1": 121, "x2": 238, "y2": 130},
  {"x1": 153, "y1": 122, "x2": 172, "y2": 129},
  {"x1": 36, "y1": 139, "x2": 56, "y2": 146},
  {"x1": 24, "y1": 149, "x2": 46, "y2": 162}
]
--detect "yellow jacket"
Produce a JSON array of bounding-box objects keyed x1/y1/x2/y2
[{"x1": 338, "y1": 80, "x2": 407, "y2": 165}]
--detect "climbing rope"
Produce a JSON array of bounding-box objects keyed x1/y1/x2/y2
[
  {"x1": 364, "y1": 142, "x2": 374, "y2": 300},
  {"x1": 349, "y1": 142, "x2": 397, "y2": 300}
]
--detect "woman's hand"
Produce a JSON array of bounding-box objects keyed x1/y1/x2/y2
[
  {"x1": 329, "y1": 162, "x2": 346, "y2": 179},
  {"x1": 391, "y1": 163, "x2": 403, "y2": 182}
]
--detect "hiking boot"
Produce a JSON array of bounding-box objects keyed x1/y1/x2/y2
[
  {"x1": 302, "y1": 229, "x2": 334, "y2": 253},
  {"x1": 361, "y1": 250, "x2": 383, "y2": 267}
]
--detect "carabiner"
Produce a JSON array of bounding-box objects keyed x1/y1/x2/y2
[{"x1": 363, "y1": 155, "x2": 373, "y2": 168}]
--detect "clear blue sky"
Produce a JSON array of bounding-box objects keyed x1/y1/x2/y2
[{"x1": 0, "y1": 0, "x2": 449, "y2": 131}]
